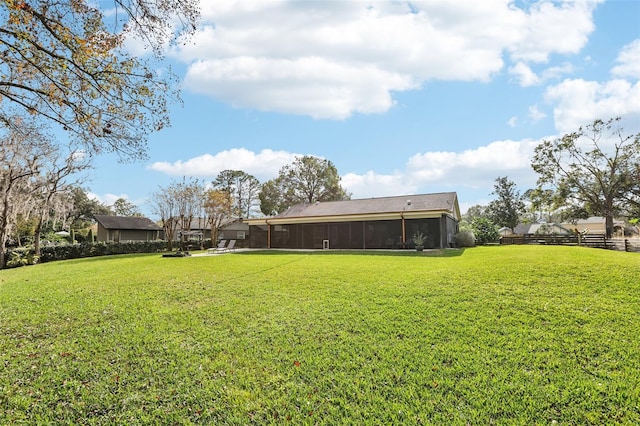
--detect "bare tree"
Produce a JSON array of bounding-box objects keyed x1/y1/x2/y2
[
  {"x1": 30, "y1": 149, "x2": 91, "y2": 257},
  {"x1": 150, "y1": 178, "x2": 204, "y2": 250},
  {"x1": 204, "y1": 189, "x2": 233, "y2": 244},
  {"x1": 151, "y1": 193, "x2": 178, "y2": 251},
  {"x1": 0, "y1": 119, "x2": 50, "y2": 267}
]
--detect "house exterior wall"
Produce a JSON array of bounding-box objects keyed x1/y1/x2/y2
[
  {"x1": 219, "y1": 229, "x2": 247, "y2": 241},
  {"x1": 96, "y1": 224, "x2": 109, "y2": 242},
  {"x1": 248, "y1": 215, "x2": 456, "y2": 249},
  {"x1": 96, "y1": 228, "x2": 159, "y2": 242}
]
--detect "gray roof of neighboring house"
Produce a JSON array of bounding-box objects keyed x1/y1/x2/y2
[
  {"x1": 275, "y1": 192, "x2": 459, "y2": 219},
  {"x1": 512, "y1": 224, "x2": 532, "y2": 234},
  {"x1": 94, "y1": 215, "x2": 162, "y2": 231}
]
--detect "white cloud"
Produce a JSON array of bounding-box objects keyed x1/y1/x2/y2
[
  {"x1": 545, "y1": 78, "x2": 640, "y2": 133},
  {"x1": 184, "y1": 57, "x2": 416, "y2": 119},
  {"x1": 509, "y1": 61, "x2": 574, "y2": 87},
  {"x1": 507, "y1": 116, "x2": 518, "y2": 127},
  {"x1": 173, "y1": 0, "x2": 600, "y2": 119},
  {"x1": 87, "y1": 192, "x2": 137, "y2": 207},
  {"x1": 345, "y1": 138, "x2": 543, "y2": 201},
  {"x1": 528, "y1": 105, "x2": 546, "y2": 122},
  {"x1": 509, "y1": 62, "x2": 540, "y2": 86},
  {"x1": 540, "y1": 40, "x2": 640, "y2": 133},
  {"x1": 148, "y1": 137, "x2": 548, "y2": 211},
  {"x1": 407, "y1": 139, "x2": 536, "y2": 179},
  {"x1": 341, "y1": 171, "x2": 411, "y2": 199},
  {"x1": 611, "y1": 39, "x2": 640, "y2": 79},
  {"x1": 148, "y1": 148, "x2": 299, "y2": 181},
  {"x1": 507, "y1": 1, "x2": 601, "y2": 63}
]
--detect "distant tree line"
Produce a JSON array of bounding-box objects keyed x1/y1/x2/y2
[
  {"x1": 462, "y1": 118, "x2": 639, "y2": 243},
  {"x1": 149, "y1": 156, "x2": 351, "y2": 251}
]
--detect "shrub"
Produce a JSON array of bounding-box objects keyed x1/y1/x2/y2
[
  {"x1": 5, "y1": 247, "x2": 38, "y2": 268},
  {"x1": 5, "y1": 241, "x2": 168, "y2": 268},
  {"x1": 471, "y1": 217, "x2": 499, "y2": 245},
  {"x1": 454, "y1": 231, "x2": 476, "y2": 247}
]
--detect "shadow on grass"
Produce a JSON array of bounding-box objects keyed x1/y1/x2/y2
[{"x1": 238, "y1": 248, "x2": 466, "y2": 257}]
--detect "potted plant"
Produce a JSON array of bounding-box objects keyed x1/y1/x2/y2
[{"x1": 412, "y1": 231, "x2": 426, "y2": 251}]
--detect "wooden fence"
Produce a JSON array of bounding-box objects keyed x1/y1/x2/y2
[{"x1": 500, "y1": 234, "x2": 640, "y2": 253}]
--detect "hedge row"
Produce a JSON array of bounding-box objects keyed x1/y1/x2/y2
[{"x1": 4, "y1": 241, "x2": 170, "y2": 269}]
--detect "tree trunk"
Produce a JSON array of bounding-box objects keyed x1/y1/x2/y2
[
  {"x1": 34, "y1": 226, "x2": 42, "y2": 257},
  {"x1": 605, "y1": 214, "x2": 614, "y2": 239}
]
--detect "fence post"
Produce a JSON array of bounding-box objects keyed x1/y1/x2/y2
[{"x1": 625, "y1": 239, "x2": 629, "y2": 252}]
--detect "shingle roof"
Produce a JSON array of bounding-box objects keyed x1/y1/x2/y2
[
  {"x1": 274, "y1": 192, "x2": 459, "y2": 219},
  {"x1": 94, "y1": 215, "x2": 162, "y2": 231}
]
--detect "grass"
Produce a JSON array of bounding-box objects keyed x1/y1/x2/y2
[{"x1": 0, "y1": 246, "x2": 639, "y2": 424}]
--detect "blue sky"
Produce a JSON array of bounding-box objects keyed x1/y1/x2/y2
[{"x1": 88, "y1": 0, "x2": 640, "y2": 218}]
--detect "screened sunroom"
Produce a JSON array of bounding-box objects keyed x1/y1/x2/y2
[{"x1": 245, "y1": 192, "x2": 460, "y2": 250}]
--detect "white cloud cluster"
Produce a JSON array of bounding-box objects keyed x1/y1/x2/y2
[
  {"x1": 340, "y1": 137, "x2": 543, "y2": 200},
  {"x1": 174, "y1": 0, "x2": 601, "y2": 119},
  {"x1": 545, "y1": 77, "x2": 640, "y2": 133},
  {"x1": 148, "y1": 148, "x2": 298, "y2": 181},
  {"x1": 149, "y1": 138, "x2": 543, "y2": 203},
  {"x1": 509, "y1": 62, "x2": 574, "y2": 87},
  {"x1": 514, "y1": 39, "x2": 640, "y2": 133},
  {"x1": 611, "y1": 39, "x2": 640, "y2": 79},
  {"x1": 87, "y1": 192, "x2": 144, "y2": 208}
]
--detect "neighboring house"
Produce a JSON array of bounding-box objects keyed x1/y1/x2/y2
[
  {"x1": 174, "y1": 217, "x2": 212, "y2": 241},
  {"x1": 244, "y1": 192, "x2": 460, "y2": 250},
  {"x1": 219, "y1": 220, "x2": 250, "y2": 243},
  {"x1": 94, "y1": 215, "x2": 162, "y2": 243},
  {"x1": 561, "y1": 217, "x2": 626, "y2": 236},
  {"x1": 502, "y1": 217, "x2": 631, "y2": 237}
]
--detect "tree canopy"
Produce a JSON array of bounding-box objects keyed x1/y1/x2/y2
[
  {"x1": 487, "y1": 176, "x2": 525, "y2": 232},
  {"x1": 259, "y1": 156, "x2": 350, "y2": 215},
  {"x1": 112, "y1": 198, "x2": 142, "y2": 217},
  {"x1": 531, "y1": 117, "x2": 640, "y2": 238},
  {"x1": 212, "y1": 170, "x2": 261, "y2": 219},
  {"x1": 0, "y1": 0, "x2": 199, "y2": 161}
]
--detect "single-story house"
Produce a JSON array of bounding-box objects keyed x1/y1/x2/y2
[
  {"x1": 562, "y1": 217, "x2": 628, "y2": 236},
  {"x1": 244, "y1": 192, "x2": 460, "y2": 250},
  {"x1": 503, "y1": 223, "x2": 573, "y2": 236},
  {"x1": 504, "y1": 217, "x2": 632, "y2": 237},
  {"x1": 219, "y1": 220, "x2": 250, "y2": 243},
  {"x1": 172, "y1": 217, "x2": 212, "y2": 241},
  {"x1": 94, "y1": 215, "x2": 162, "y2": 243}
]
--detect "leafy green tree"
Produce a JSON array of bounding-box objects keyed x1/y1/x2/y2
[
  {"x1": 459, "y1": 204, "x2": 488, "y2": 234},
  {"x1": 0, "y1": 0, "x2": 199, "y2": 161},
  {"x1": 112, "y1": 198, "x2": 142, "y2": 217},
  {"x1": 259, "y1": 156, "x2": 350, "y2": 215},
  {"x1": 68, "y1": 187, "x2": 112, "y2": 229},
  {"x1": 487, "y1": 176, "x2": 525, "y2": 232},
  {"x1": 531, "y1": 117, "x2": 640, "y2": 238},
  {"x1": 471, "y1": 217, "x2": 499, "y2": 245},
  {"x1": 212, "y1": 170, "x2": 261, "y2": 219},
  {"x1": 259, "y1": 178, "x2": 289, "y2": 217}
]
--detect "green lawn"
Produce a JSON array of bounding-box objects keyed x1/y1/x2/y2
[{"x1": 1, "y1": 246, "x2": 639, "y2": 424}]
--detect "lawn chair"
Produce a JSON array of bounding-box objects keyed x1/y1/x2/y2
[
  {"x1": 224, "y1": 239, "x2": 236, "y2": 252},
  {"x1": 207, "y1": 240, "x2": 227, "y2": 254}
]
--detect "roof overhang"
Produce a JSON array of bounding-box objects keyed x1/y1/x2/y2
[{"x1": 245, "y1": 209, "x2": 455, "y2": 226}]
